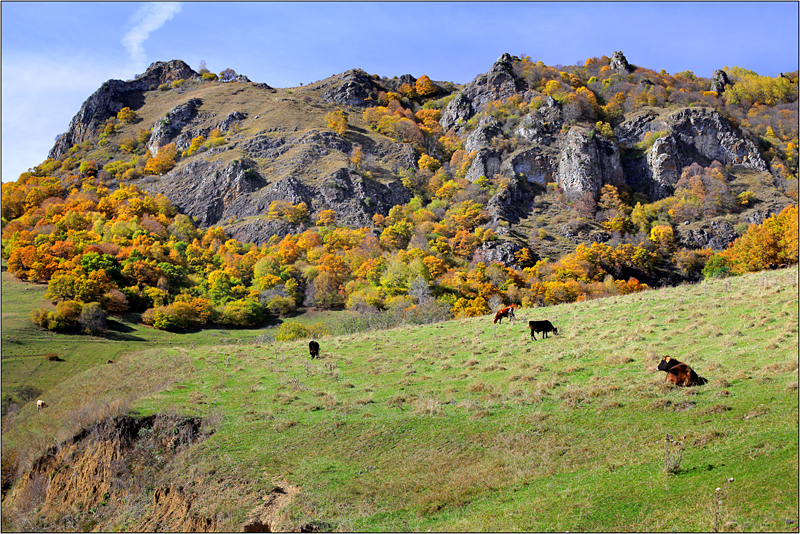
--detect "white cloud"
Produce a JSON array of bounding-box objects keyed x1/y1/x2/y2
[{"x1": 122, "y1": 3, "x2": 182, "y2": 70}]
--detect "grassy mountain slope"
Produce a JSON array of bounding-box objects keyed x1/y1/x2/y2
[{"x1": 3, "y1": 266, "x2": 797, "y2": 531}]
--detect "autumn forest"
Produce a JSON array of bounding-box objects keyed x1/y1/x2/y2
[{"x1": 2, "y1": 55, "x2": 798, "y2": 338}]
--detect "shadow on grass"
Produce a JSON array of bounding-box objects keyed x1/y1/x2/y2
[{"x1": 102, "y1": 318, "x2": 146, "y2": 342}]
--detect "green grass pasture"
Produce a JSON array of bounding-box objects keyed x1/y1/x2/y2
[{"x1": 3, "y1": 267, "x2": 798, "y2": 531}]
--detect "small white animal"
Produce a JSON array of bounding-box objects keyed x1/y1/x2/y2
[{"x1": 37, "y1": 399, "x2": 48, "y2": 412}]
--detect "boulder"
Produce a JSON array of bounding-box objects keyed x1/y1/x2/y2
[
  {"x1": 322, "y1": 69, "x2": 381, "y2": 108},
  {"x1": 218, "y1": 111, "x2": 247, "y2": 133},
  {"x1": 617, "y1": 107, "x2": 767, "y2": 199},
  {"x1": 645, "y1": 134, "x2": 681, "y2": 198},
  {"x1": 474, "y1": 240, "x2": 523, "y2": 268},
  {"x1": 678, "y1": 220, "x2": 738, "y2": 251},
  {"x1": 668, "y1": 108, "x2": 766, "y2": 170}
]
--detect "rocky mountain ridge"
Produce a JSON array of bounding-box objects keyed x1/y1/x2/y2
[{"x1": 47, "y1": 54, "x2": 790, "y2": 253}]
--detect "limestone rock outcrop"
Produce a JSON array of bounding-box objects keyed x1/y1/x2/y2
[
  {"x1": 440, "y1": 53, "x2": 527, "y2": 132},
  {"x1": 617, "y1": 107, "x2": 766, "y2": 199},
  {"x1": 556, "y1": 128, "x2": 625, "y2": 198},
  {"x1": 148, "y1": 98, "x2": 202, "y2": 154},
  {"x1": 49, "y1": 60, "x2": 198, "y2": 159},
  {"x1": 610, "y1": 51, "x2": 632, "y2": 73}
]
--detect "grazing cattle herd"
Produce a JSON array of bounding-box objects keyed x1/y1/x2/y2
[
  {"x1": 300, "y1": 310, "x2": 707, "y2": 389},
  {"x1": 32, "y1": 306, "x2": 708, "y2": 415}
]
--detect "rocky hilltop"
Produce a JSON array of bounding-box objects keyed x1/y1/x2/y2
[{"x1": 47, "y1": 54, "x2": 791, "y2": 251}]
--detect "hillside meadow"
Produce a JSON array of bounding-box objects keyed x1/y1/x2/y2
[{"x1": 2, "y1": 266, "x2": 798, "y2": 531}]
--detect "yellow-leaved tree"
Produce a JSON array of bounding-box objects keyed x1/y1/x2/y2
[{"x1": 325, "y1": 109, "x2": 348, "y2": 135}]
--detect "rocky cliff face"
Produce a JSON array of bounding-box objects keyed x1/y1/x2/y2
[
  {"x1": 515, "y1": 96, "x2": 563, "y2": 146},
  {"x1": 148, "y1": 98, "x2": 203, "y2": 154},
  {"x1": 143, "y1": 158, "x2": 410, "y2": 240},
  {"x1": 45, "y1": 54, "x2": 785, "y2": 251},
  {"x1": 322, "y1": 69, "x2": 383, "y2": 108},
  {"x1": 440, "y1": 53, "x2": 529, "y2": 132},
  {"x1": 556, "y1": 128, "x2": 625, "y2": 198},
  {"x1": 49, "y1": 60, "x2": 198, "y2": 160},
  {"x1": 616, "y1": 107, "x2": 767, "y2": 199}
]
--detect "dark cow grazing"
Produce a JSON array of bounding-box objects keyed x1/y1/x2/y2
[
  {"x1": 309, "y1": 340, "x2": 320, "y2": 359},
  {"x1": 657, "y1": 356, "x2": 708, "y2": 386},
  {"x1": 528, "y1": 320, "x2": 558, "y2": 340},
  {"x1": 493, "y1": 305, "x2": 517, "y2": 324}
]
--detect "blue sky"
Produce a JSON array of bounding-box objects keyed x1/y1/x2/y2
[{"x1": 2, "y1": 1, "x2": 798, "y2": 183}]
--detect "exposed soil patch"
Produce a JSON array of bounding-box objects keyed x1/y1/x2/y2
[
  {"x1": 3, "y1": 414, "x2": 214, "y2": 532},
  {"x1": 243, "y1": 484, "x2": 300, "y2": 532}
]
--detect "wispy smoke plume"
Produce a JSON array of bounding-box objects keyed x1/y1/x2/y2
[{"x1": 122, "y1": 3, "x2": 182, "y2": 69}]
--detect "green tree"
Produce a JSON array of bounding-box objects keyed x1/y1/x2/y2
[{"x1": 79, "y1": 302, "x2": 108, "y2": 334}]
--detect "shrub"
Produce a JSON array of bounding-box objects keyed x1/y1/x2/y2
[
  {"x1": 703, "y1": 254, "x2": 732, "y2": 279},
  {"x1": 218, "y1": 298, "x2": 266, "y2": 327},
  {"x1": 634, "y1": 131, "x2": 669, "y2": 152},
  {"x1": 117, "y1": 137, "x2": 138, "y2": 153},
  {"x1": 145, "y1": 143, "x2": 178, "y2": 175},
  {"x1": 30, "y1": 308, "x2": 67, "y2": 331},
  {"x1": 266, "y1": 295, "x2": 296, "y2": 316},
  {"x1": 183, "y1": 135, "x2": 206, "y2": 157},
  {"x1": 325, "y1": 110, "x2": 348, "y2": 135},
  {"x1": 79, "y1": 160, "x2": 98, "y2": 176},
  {"x1": 736, "y1": 190, "x2": 757, "y2": 206},
  {"x1": 56, "y1": 300, "x2": 83, "y2": 324},
  {"x1": 116, "y1": 107, "x2": 137, "y2": 124},
  {"x1": 276, "y1": 321, "x2": 310, "y2": 341}
]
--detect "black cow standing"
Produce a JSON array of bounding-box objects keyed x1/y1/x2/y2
[
  {"x1": 309, "y1": 340, "x2": 320, "y2": 359},
  {"x1": 528, "y1": 320, "x2": 558, "y2": 340}
]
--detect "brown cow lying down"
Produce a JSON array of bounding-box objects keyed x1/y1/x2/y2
[
  {"x1": 529, "y1": 320, "x2": 558, "y2": 340},
  {"x1": 657, "y1": 356, "x2": 708, "y2": 386}
]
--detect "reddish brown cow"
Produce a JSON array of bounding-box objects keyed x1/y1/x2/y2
[
  {"x1": 493, "y1": 305, "x2": 517, "y2": 324},
  {"x1": 657, "y1": 356, "x2": 708, "y2": 386}
]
